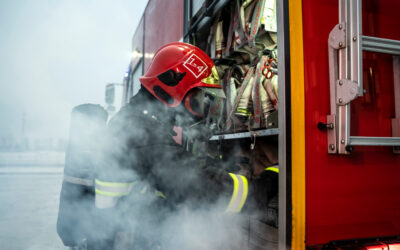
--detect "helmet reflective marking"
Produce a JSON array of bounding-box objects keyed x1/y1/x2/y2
[{"x1": 183, "y1": 53, "x2": 208, "y2": 78}]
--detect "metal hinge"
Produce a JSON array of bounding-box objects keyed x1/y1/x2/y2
[
  {"x1": 328, "y1": 23, "x2": 346, "y2": 50},
  {"x1": 336, "y1": 79, "x2": 358, "y2": 105}
]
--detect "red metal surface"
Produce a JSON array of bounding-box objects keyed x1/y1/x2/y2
[
  {"x1": 140, "y1": 42, "x2": 220, "y2": 107},
  {"x1": 131, "y1": 17, "x2": 144, "y2": 69},
  {"x1": 302, "y1": 0, "x2": 400, "y2": 245},
  {"x1": 143, "y1": 0, "x2": 184, "y2": 72},
  {"x1": 365, "y1": 245, "x2": 388, "y2": 250}
]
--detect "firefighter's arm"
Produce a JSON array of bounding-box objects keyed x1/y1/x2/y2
[{"x1": 224, "y1": 165, "x2": 278, "y2": 213}]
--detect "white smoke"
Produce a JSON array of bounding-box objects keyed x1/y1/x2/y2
[
  {"x1": 0, "y1": 0, "x2": 147, "y2": 148},
  {"x1": 57, "y1": 93, "x2": 279, "y2": 250},
  {"x1": 0, "y1": 1, "x2": 149, "y2": 249}
]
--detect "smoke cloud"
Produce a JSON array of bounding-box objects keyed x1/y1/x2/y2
[
  {"x1": 0, "y1": 0, "x2": 147, "y2": 144},
  {"x1": 58, "y1": 91, "x2": 278, "y2": 249}
]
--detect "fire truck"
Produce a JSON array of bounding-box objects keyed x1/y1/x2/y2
[
  {"x1": 119, "y1": 0, "x2": 400, "y2": 249},
  {"x1": 104, "y1": 82, "x2": 124, "y2": 116}
]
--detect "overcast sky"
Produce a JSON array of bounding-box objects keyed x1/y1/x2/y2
[{"x1": 0, "y1": 0, "x2": 148, "y2": 139}]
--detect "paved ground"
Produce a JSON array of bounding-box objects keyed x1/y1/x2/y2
[{"x1": 0, "y1": 164, "x2": 66, "y2": 250}]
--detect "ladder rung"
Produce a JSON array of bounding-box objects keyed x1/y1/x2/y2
[
  {"x1": 349, "y1": 136, "x2": 400, "y2": 146},
  {"x1": 362, "y1": 36, "x2": 400, "y2": 55}
]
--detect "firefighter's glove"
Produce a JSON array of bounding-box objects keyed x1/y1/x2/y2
[
  {"x1": 247, "y1": 168, "x2": 279, "y2": 227},
  {"x1": 251, "y1": 169, "x2": 278, "y2": 208}
]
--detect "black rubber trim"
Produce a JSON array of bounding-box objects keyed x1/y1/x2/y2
[
  {"x1": 157, "y1": 69, "x2": 186, "y2": 87},
  {"x1": 153, "y1": 86, "x2": 174, "y2": 104},
  {"x1": 283, "y1": 0, "x2": 293, "y2": 247}
]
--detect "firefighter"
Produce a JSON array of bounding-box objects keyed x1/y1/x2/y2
[
  {"x1": 94, "y1": 42, "x2": 278, "y2": 249},
  {"x1": 57, "y1": 104, "x2": 108, "y2": 249}
]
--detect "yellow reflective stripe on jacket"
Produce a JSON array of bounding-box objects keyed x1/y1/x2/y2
[
  {"x1": 265, "y1": 165, "x2": 279, "y2": 173},
  {"x1": 95, "y1": 179, "x2": 135, "y2": 187},
  {"x1": 155, "y1": 190, "x2": 167, "y2": 199},
  {"x1": 95, "y1": 188, "x2": 130, "y2": 197},
  {"x1": 226, "y1": 173, "x2": 248, "y2": 213},
  {"x1": 95, "y1": 179, "x2": 135, "y2": 197},
  {"x1": 137, "y1": 185, "x2": 167, "y2": 199}
]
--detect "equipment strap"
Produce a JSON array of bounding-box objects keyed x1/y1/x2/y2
[
  {"x1": 225, "y1": 5, "x2": 236, "y2": 56},
  {"x1": 263, "y1": 74, "x2": 278, "y2": 109},
  {"x1": 226, "y1": 173, "x2": 249, "y2": 213},
  {"x1": 235, "y1": 0, "x2": 248, "y2": 48},
  {"x1": 63, "y1": 175, "x2": 93, "y2": 187},
  {"x1": 224, "y1": 70, "x2": 236, "y2": 131},
  {"x1": 248, "y1": 0, "x2": 266, "y2": 47},
  {"x1": 224, "y1": 67, "x2": 233, "y2": 115},
  {"x1": 260, "y1": 75, "x2": 274, "y2": 123},
  {"x1": 239, "y1": 0, "x2": 257, "y2": 43},
  {"x1": 206, "y1": 12, "x2": 222, "y2": 56},
  {"x1": 226, "y1": 67, "x2": 255, "y2": 127},
  {"x1": 252, "y1": 56, "x2": 268, "y2": 128}
]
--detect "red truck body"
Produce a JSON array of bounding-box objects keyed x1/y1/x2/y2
[
  {"x1": 123, "y1": 0, "x2": 400, "y2": 248},
  {"x1": 303, "y1": 0, "x2": 400, "y2": 245}
]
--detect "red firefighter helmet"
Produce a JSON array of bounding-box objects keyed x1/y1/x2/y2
[{"x1": 139, "y1": 42, "x2": 223, "y2": 109}]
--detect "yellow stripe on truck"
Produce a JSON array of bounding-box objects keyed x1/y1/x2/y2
[{"x1": 289, "y1": 0, "x2": 306, "y2": 248}]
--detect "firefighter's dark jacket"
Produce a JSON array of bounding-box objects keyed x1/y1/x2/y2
[
  {"x1": 95, "y1": 88, "x2": 278, "y2": 247},
  {"x1": 98, "y1": 90, "x2": 233, "y2": 209}
]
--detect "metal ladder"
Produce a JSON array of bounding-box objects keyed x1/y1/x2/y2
[{"x1": 327, "y1": 0, "x2": 400, "y2": 154}]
